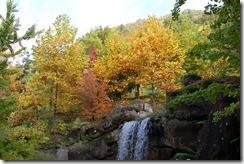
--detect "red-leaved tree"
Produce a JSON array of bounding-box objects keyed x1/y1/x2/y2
[
  {"x1": 81, "y1": 69, "x2": 111, "y2": 120},
  {"x1": 88, "y1": 47, "x2": 98, "y2": 61}
]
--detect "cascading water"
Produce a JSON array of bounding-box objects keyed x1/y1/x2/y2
[{"x1": 117, "y1": 117, "x2": 150, "y2": 160}]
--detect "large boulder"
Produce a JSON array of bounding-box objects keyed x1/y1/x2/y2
[
  {"x1": 102, "y1": 106, "x2": 139, "y2": 132},
  {"x1": 56, "y1": 148, "x2": 68, "y2": 160},
  {"x1": 164, "y1": 119, "x2": 202, "y2": 149},
  {"x1": 80, "y1": 124, "x2": 104, "y2": 140},
  {"x1": 197, "y1": 97, "x2": 240, "y2": 160},
  {"x1": 68, "y1": 142, "x2": 88, "y2": 160},
  {"x1": 68, "y1": 105, "x2": 140, "y2": 142},
  {"x1": 144, "y1": 103, "x2": 153, "y2": 113},
  {"x1": 131, "y1": 99, "x2": 153, "y2": 112},
  {"x1": 147, "y1": 117, "x2": 175, "y2": 160},
  {"x1": 68, "y1": 139, "x2": 109, "y2": 160},
  {"x1": 67, "y1": 128, "x2": 120, "y2": 160},
  {"x1": 131, "y1": 99, "x2": 145, "y2": 111},
  {"x1": 101, "y1": 129, "x2": 120, "y2": 159},
  {"x1": 168, "y1": 100, "x2": 212, "y2": 120}
]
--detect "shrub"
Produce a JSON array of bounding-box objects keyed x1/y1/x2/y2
[
  {"x1": 0, "y1": 122, "x2": 49, "y2": 160},
  {"x1": 51, "y1": 120, "x2": 68, "y2": 135}
]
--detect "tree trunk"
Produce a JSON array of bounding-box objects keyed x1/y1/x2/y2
[
  {"x1": 151, "y1": 84, "x2": 156, "y2": 106},
  {"x1": 50, "y1": 87, "x2": 53, "y2": 111},
  {"x1": 135, "y1": 84, "x2": 140, "y2": 99},
  {"x1": 34, "y1": 103, "x2": 39, "y2": 120},
  {"x1": 54, "y1": 83, "x2": 58, "y2": 115}
]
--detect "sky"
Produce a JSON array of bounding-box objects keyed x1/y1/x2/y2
[
  {"x1": 1, "y1": 0, "x2": 210, "y2": 36},
  {"x1": 0, "y1": 0, "x2": 210, "y2": 64}
]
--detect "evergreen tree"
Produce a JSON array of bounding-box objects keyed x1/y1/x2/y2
[
  {"x1": 0, "y1": 0, "x2": 37, "y2": 121},
  {"x1": 0, "y1": 0, "x2": 39, "y2": 160}
]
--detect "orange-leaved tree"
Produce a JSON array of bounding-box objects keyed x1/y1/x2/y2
[
  {"x1": 130, "y1": 16, "x2": 185, "y2": 103},
  {"x1": 81, "y1": 68, "x2": 111, "y2": 120},
  {"x1": 93, "y1": 31, "x2": 138, "y2": 99}
]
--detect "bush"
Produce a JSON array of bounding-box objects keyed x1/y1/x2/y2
[
  {"x1": 51, "y1": 120, "x2": 68, "y2": 135},
  {"x1": 70, "y1": 118, "x2": 89, "y2": 129},
  {"x1": 71, "y1": 118, "x2": 82, "y2": 129},
  {"x1": 171, "y1": 147, "x2": 196, "y2": 160},
  {"x1": 163, "y1": 112, "x2": 174, "y2": 120},
  {"x1": 0, "y1": 122, "x2": 49, "y2": 160}
]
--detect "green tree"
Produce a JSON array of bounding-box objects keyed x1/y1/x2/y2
[
  {"x1": 80, "y1": 26, "x2": 115, "y2": 58},
  {"x1": 0, "y1": 0, "x2": 37, "y2": 122},
  {"x1": 164, "y1": 9, "x2": 224, "y2": 77},
  {"x1": 172, "y1": 0, "x2": 240, "y2": 75},
  {"x1": 0, "y1": 0, "x2": 42, "y2": 160},
  {"x1": 171, "y1": 0, "x2": 240, "y2": 122}
]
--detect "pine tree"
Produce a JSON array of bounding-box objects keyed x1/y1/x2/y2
[
  {"x1": 0, "y1": 0, "x2": 39, "y2": 160},
  {"x1": 0, "y1": 0, "x2": 37, "y2": 123}
]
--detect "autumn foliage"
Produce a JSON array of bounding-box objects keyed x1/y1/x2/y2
[
  {"x1": 93, "y1": 32, "x2": 134, "y2": 93},
  {"x1": 88, "y1": 47, "x2": 98, "y2": 61},
  {"x1": 130, "y1": 16, "x2": 185, "y2": 91},
  {"x1": 81, "y1": 69, "x2": 111, "y2": 120},
  {"x1": 0, "y1": 0, "x2": 240, "y2": 160},
  {"x1": 32, "y1": 15, "x2": 88, "y2": 114},
  {"x1": 94, "y1": 16, "x2": 185, "y2": 102}
]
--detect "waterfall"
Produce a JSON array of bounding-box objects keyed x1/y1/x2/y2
[{"x1": 117, "y1": 117, "x2": 150, "y2": 160}]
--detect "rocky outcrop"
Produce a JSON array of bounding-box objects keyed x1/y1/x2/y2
[
  {"x1": 131, "y1": 99, "x2": 153, "y2": 113},
  {"x1": 68, "y1": 140, "x2": 109, "y2": 160},
  {"x1": 56, "y1": 148, "x2": 68, "y2": 160},
  {"x1": 161, "y1": 76, "x2": 240, "y2": 160},
  {"x1": 197, "y1": 97, "x2": 240, "y2": 160},
  {"x1": 58, "y1": 103, "x2": 153, "y2": 160},
  {"x1": 164, "y1": 119, "x2": 202, "y2": 149},
  {"x1": 67, "y1": 128, "x2": 121, "y2": 160},
  {"x1": 167, "y1": 99, "x2": 212, "y2": 120},
  {"x1": 58, "y1": 76, "x2": 240, "y2": 160},
  {"x1": 147, "y1": 117, "x2": 175, "y2": 160},
  {"x1": 102, "y1": 106, "x2": 139, "y2": 132}
]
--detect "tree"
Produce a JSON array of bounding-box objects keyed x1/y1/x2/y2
[
  {"x1": 93, "y1": 31, "x2": 138, "y2": 99},
  {"x1": 0, "y1": 0, "x2": 37, "y2": 122},
  {"x1": 171, "y1": 0, "x2": 240, "y2": 122},
  {"x1": 31, "y1": 15, "x2": 88, "y2": 114},
  {"x1": 130, "y1": 16, "x2": 185, "y2": 104},
  {"x1": 164, "y1": 9, "x2": 225, "y2": 78},
  {"x1": 164, "y1": 10, "x2": 212, "y2": 54},
  {"x1": 81, "y1": 69, "x2": 111, "y2": 120},
  {"x1": 172, "y1": 0, "x2": 240, "y2": 76},
  {"x1": 80, "y1": 26, "x2": 115, "y2": 58},
  {"x1": 0, "y1": 0, "x2": 44, "y2": 160}
]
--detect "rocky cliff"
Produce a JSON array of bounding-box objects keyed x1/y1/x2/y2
[
  {"x1": 55, "y1": 76, "x2": 240, "y2": 160},
  {"x1": 150, "y1": 75, "x2": 240, "y2": 160}
]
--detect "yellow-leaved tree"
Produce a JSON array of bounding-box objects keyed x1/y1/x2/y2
[
  {"x1": 29, "y1": 15, "x2": 88, "y2": 114},
  {"x1": 130, "y1": 16, "x2": 185, "y2": 103},
  {"x1": 93, "y1": 31, "x2": 137, "y2": 98}
]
